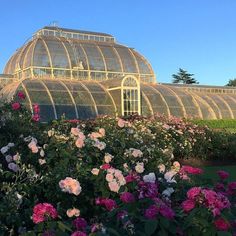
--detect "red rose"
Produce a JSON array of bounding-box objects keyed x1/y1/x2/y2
[{"x1": 214, "y1": 218, "x2": 230, "y2": 231}]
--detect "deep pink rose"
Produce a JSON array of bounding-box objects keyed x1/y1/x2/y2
[
  {"x1": 17, "y1": 91, "x2": 25, "y2": 99},
  {"x1": 159, "y1": 205, "x2": 175, "y2": 220},
  {"x1": 33, "y1": 104, "x2": 40, "y2": 113},
  {"x1": 182, "y1": 199, "x2": 195, "y2": 212},
  {"x1": 117, "y1": 210, "x2": 128, "y2": 220},
  {"x1": 214, "y1": 218, "x2": 230, "y2": 231},
  {"x1": 180, "y1": 166, "x2": 203, "y2": 175},
  {"x1": 102, "y1": 199, "x2": 117, "y2": 211},
  {"x1": 100, "y1": 164, "x2": 111, "y2": 170},
  {"x1": 12, "y1": 102, "x2": 21, "y2": 110},
  {"x1": 217, "y1": 170, "x2": 229, "y2": 180},
  {"x1": 144, "y1": 205, "x2": 159, "y2": 219},
  {"x1": 227, "y1": 182, "x2": 236, "y2": 195},
  {"x1": 120, "y1": 192, "x2": 135, "y2": 203},
  {"x1": 73, "y1": 217, "x2": 87, "y2": 231},
  {"x1": 187, "y1": 187, "x2": 201, "y2": 200},
  {"x1": 228, "y1": 182, "x2": 236, "y2": 191},
  {"x1": 32, "y1": 114, "x2": 40, "y2": 122},
  {"x1": 32, "y1": 203, "x2": 58, "y2": 224}
]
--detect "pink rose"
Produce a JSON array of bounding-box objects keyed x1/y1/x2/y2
[
  {"x1": 131, "y1": 149, "x2": 143, "y2": 158},
  {"x1": 99, "y1": 128, "x2": 105, "y2": 137},
  {"x1": 28, "y1": 141, "x2": 39, "y2": 153},
  {"x1": 214, "y1": 218, "x2": 230, "y2": 231},
  {"x1": 75, "y1": 138, "x2": 85, "y2": 148},
  {"x1": 32, "y1": 114, "x2": 40, "y2": 122},
  {"x1": 108, "y1": 181, "x2": 120, "y2": 192},
  {"x1": 187, "y1": 187, "x2": 201, "y2": 200},
  {"x1": 32, "y1": 203, "x2": 58, "y2": 224},
  {"x1": 66, "y1": 208, "x2": 80, "y2": 217},
  {"x1": 117, "y1": 118, "x2": 125, "y2": 128},
  {"x1": 12, "y1": 102, "x2": 21, "y2": 110},
  {"x1": 71, "y1": 127, "x2": 80, "y2": 136},
  {"x1": 59, "y1": 177, "x2": 82, "y2": 196},
  {"x1": 106, "y1": 173, "x2": 114, "y2": 182},
  {"x1": 182, "y1": 199, "x2": 195, "y2": 212}
]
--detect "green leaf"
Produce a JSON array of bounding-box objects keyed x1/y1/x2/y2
[
  {"x1": 145, "y1": 220, "x2": 158, "y2": 236},
  {"x1": 160, "y1": 217, "x2": 170, "y2": 229},
  {"x1": 106, "y1": 227, "x2": 121, "y2": 236},
  {"x1": 57, "y1": 221, "x2": 72, "y2": 232}
]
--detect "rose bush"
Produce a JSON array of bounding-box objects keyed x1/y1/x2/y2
[{"x1": 0, "y1": 94, "x2": 236, "y2": 235}]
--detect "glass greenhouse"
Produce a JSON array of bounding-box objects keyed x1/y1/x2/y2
[{"x1": 1, "y1": 26, "x2": 236, "y2": 121}]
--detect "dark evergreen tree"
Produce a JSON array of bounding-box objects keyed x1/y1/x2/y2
[
  {"x1": 172, "y1": 68, "x2": 198, "y2": 84},
  {"x1": 226, "y1": 79, "x2": 236, "y2": 86}
]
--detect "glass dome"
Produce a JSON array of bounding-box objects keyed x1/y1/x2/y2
[{"x1": 4, "y1": 27, "x2": 155, "y2": 83}]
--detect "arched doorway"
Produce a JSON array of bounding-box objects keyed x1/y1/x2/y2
[{"x1": 121, "y1": 76, "x2": 140, "y2": 116}]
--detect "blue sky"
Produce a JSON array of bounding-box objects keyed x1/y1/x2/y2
[{"x1": 0, "y1": 0, "x2": 236, "y2": 85}]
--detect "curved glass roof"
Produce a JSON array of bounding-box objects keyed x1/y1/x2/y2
[
  {"x1": 4, "y1": 34, "x2": 155, "y2": 83},
  {"x1": 2, "y1": 78, "x2": 236, "y2": 121}
]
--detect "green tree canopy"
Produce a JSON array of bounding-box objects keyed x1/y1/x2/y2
[
  {"x1": 226, "y1": 79, "x2": 236, "y2": 87},
  {"x1": 172, "y1": 68, "x2": 198, "y2": 84}
]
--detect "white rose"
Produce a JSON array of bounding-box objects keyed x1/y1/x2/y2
[
  {"x1": 7, "y1": 143, "x2": 15, "y2": 148},
  {"x1": 104, "y1": 153, "x2": 113, "y2": 163},
  {"x1": 164, "y1": 170, "x2": 177, "y2": 183},
  {"x1": 135, "y1": 162, "x2": 144, "y2": 173},
  {"x1": 162, "y1": 187, "x2": 174, "y2": 197},
  {"x1": 38, "y1": 159, "x2": 46, "y2": 165},
  {"x1": 143, "y1": 172, "x2": 156, "y2": 183},
  {"x1": 91, "y1": 168, "x2": 100, "y2": 175},
  {"x1": 1, "y1": 146, "x2": 9, "y2": 154},
  {"x1": 40, "y1": 149, "x2": 45, "y2": 157}
]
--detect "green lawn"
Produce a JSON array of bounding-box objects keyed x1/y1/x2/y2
[
  {"x1": 191, "y1": 119, "x2": 236, "y2": 133},
  {"x1": 203, "y1": 165, "x2": 236, "y2": 181}
]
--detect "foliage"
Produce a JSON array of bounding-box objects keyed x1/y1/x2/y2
[
  {"x1": 0, "y1": 94, "x2": 236, "y2": 235},
  {"x1": 172, "y1": 68, "x2": 198, "y2": 84},
  {"x1": 226, "y1": 78, "x2": 236, "y2": 87}
]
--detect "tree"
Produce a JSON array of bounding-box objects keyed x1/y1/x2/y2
[
  {"x1": 172, "y1": 68, "x2": 198, "y2": 84},
  {"x1": 226, "y1": 78, "x2": 236, "y2": 87}
]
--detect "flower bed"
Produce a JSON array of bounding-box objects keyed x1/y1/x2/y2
[{"x1": 0, "y1": 93, "x2": 236, "y2": 235}]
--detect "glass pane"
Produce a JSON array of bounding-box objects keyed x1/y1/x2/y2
[
  {"x1": 82, "y1": 44, "x2": 105, "y2": 71},
  {"x1": 55, "y1": 105, "x2": 76, "y2": 119},
  {"x1": 132, "y1": 50, "x2": 152, "y2": 74},
  {"x1": 45, "y1": 39, "x2": 70, "y2": 68},
  {"x1": 115, "y1": 47, "x2": 137, "y2": 73},
  {"x1": 99, "y1": 45, "x2": 122, "y2": 72},
  {"x1": 33, "y1": 39, "x2": 50, "y2": 67}
]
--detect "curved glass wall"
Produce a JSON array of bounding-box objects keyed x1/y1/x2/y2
[
  {"x1": 4, "y1": 36, "x2": 155, "y2": 83},
  {"x1": 2, "y1": 79, "x2": 236, "y2": 120}
]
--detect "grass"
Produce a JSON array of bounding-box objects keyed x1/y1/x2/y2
[
  {"x1": 191, "y1": 119, "x2": 236, "y2": 133},
  {"x1": 203, "y1": 165, "x2": 236, "y2": 181}
]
